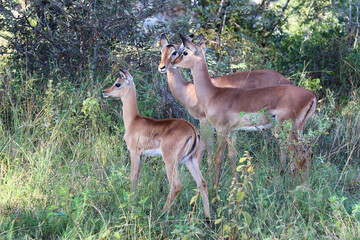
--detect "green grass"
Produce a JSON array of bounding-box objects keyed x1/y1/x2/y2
[{"x1": 1, "y1": 70, "x2": 360, "y2": 239}]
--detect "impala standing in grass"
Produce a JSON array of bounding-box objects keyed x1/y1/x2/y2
[
  {"x1": 159, "y1": 33, "x2": 291, "y2": 178},
  {"x1": 103, "y1": 68, "x2": 210, "y2": 220},
  {"x1": 171, "y1": 34, "x2": 317, "y2": 184}
]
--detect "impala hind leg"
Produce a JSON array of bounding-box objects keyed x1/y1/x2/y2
[
  {"x1": 162, "y1": 153, "x2": 182, "y2": 212},
  {"x1": 184, "y1": 158, "x2": 210, "y2": 221},
  {"x1": 129, "y1": 152, "x2": 142, "y2": 200}
]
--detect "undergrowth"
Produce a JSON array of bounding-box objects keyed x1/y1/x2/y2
[{"x1": 1, "y1": 67, "x2": 360, "y2": 239}]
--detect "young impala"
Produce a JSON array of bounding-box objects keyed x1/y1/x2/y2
[
  {"x1": 171, "y1": 34, "x2": 317, "y2": 184},
  {"x1": 103, "y1": 68, "x2": 210, "y2": 220},
  {"x1": 158, "y1": 34, "x2": 291, "y2": 172}
]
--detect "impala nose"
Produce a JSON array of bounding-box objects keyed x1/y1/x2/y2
[{"x1": 158, "y1": 65, "x2": 166, "y2": 73}]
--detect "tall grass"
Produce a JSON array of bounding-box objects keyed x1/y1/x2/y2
[{"x1": 1, "y1": 67, "x2": 360, "y2": 239}]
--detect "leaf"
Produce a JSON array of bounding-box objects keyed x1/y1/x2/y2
[
  {"x1": 239, "y1": 157, "x2": 247, "y2": 163},
  {"x1": 236, "y1": 165, "x2": 245, "y2": 171},
  {"x1": 236, "y1": 191, "x2": 245, "y2": 203},
  {"x1": 190, "y1": 195, "x2": 198, "y2": 205},
  {"x1": 139, "y1": 196, "x2": 149, "y2": 204},
  {"x1": 119, "y1": 202, "x2": 128, "y2": 208},
  {"x1": 242, "y1": 211, "x2": 252, "y2": 225},
  {"x1": 223, "y1": 224, "x2": 231, "y2": 232},
  {"x1": 214, "y1": 218, "x2": 222, "y2": 225},
  {"x1": 114, "y1": 232, "x2": 121, "y2": 239},
  {"x1": 249, "y1": 182, "x2": 254, "y2": 191},
  {"x1": 241, "y1": 233, "x2": 248, "y2": 239}
]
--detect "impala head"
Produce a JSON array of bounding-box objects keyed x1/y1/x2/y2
[
  {"x1": 102, "y1": 68, "x2": 133, "y2": 99},
  {"x1": 158, "y1": 34, "x2": 180, "y2": 73},
  {"x1": 171, "y1": 33, "x2": 207, "y2": 69}
]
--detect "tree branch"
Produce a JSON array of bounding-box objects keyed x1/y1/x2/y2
[{"x1": 265, "y1": 0, "x2": 291, "y2": 38}]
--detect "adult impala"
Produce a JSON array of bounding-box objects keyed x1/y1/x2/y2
[
  {"x1": 171, "y1": 34, "x2": 317, "y2": 184},
  {"x1": 158, "y1": 34, "x2": 291, "y2": 169},
  {"x1": 103, "y1": 68, "x2": 210, "y2": 220}
]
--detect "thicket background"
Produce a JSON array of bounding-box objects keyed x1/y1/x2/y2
[{"x1": 1, "y1": 0, "x2": 359, "y2": 239}]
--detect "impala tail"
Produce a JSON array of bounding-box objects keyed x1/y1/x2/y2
[
  {"x1": 181, "y1": 123, "x2": 201, "y2": 164},
  {"x1": 305, "y1": 96, "x2": 318, "y2": 124}
]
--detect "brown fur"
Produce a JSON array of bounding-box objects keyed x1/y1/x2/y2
[
  {"x1": 103, "y1": 69, "x2": 210, "y2": 220},
  {"x1": 172, "y1": 34, "x2": 317, "y2": 184},
  {"x1": 158, "y1": 34, "x2": 290, "y2": 170}
]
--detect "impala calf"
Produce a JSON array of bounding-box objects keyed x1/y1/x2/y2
[
  {"x1": 172, "y1": 34, "x2": 317, "y2": 184},
  {"x1": 103, "y1": 68, "x2": 210, "y2": 220},
  {"x1": 158, "y1": 33, "x2": 291, "y2": 177},
  {"x1": 159, "y1": 34, "x2": 215, "y2": 168}
]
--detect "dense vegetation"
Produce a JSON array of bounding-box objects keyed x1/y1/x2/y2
[{"x1": 1, "y1": 0, "x2": 359, "y2": 239}]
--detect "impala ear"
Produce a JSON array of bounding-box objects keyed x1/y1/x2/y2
[
  {"x1": 119, "y1": 70, "x2": 126, "y2": 80},
  {"x1": 120, "y1": 68, "x2": 133, "y2": 84},
  {"x1": 187, "y1": 34, "x2": 195, "y2": 41},
  {"x1": 177, "y1": 35, "x2": 193, "y2": 48},
  {"x1": 160, "y1": 34, "x2": 169, "y2": 47},
  {"x1": 196, "y1": 34, "x2": 207, "y2": 53},
  {"x1": 179, "y1": 33, "x2": 198, "y2": 55}
]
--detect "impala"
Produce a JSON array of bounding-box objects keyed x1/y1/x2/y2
[
  {"x1": 158, "y1": 33, "x2": 290, "y2": 174},
  {"x1": 171, "y1": 34, "x2": 317, "y2": 184},
  {"x1": 103, "y1": 68, "x2": 210, "y2": 220}
]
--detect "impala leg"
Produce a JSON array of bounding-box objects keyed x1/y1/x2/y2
[
  {"x1": 288, "y1": 130, "x2": 300, "y2": 178},
  {"x1": 279, "y1": 143, "x2": 288, "y2": 175},
  {"x1": 199, "y1": 119, "x2": 215, "y2": 167},
  {"x1": 214, "y1": 131, "x2": 228, "y2": 188},
  {"x1": 129, "y1": 152, "x2": 142, "y2": 200},
  {"x1": 185, "y1": 158, "x2": 210, "y2": 221},
  {"x1": 227, "y1": 132, "x2": 238, "y2": 182},
  {"x1": 289, "y1": 129, "x2": 310, "y2": 182},
  {"x1": 273, "y1": 122, "x2": 291, "y2": 175},
  {"x1": 162, "y1": 153, "x2": 182, "y2": 212}
]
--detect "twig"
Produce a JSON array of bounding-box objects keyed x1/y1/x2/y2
[
  {"x1": 265, "y1": 0, "x2": 291, "y2": 38},
  {"x1": 335, "y1": 144, "x2": 356, "y2": 189}
]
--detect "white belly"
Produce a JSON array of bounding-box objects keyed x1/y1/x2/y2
[
  {"x1": 237, "y1": 122, "x2": 274, "y2": 131},
  {"x1": 142, "y1": 148, "x2": 162, "y2": 157}
]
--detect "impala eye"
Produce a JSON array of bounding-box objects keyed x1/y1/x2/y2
[
  {"x1": 172, "y1": 51, "x2": 177, "y2": 56},
  {"x1": 115, "y1": 82, "x2": 121, "y2": 88},
  {"x1": 183, "y1": 51, "x2": 188, "y2": 56}
]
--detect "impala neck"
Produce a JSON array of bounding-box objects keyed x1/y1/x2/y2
[
  {"x1": 191, "y1": 59, "x2": 216, "y2": 105},
  {"x1": 121, "y1": 83, "x2": 140, "y2": 130},
  {"x1": 166, "y1": 68, "x2": 195, "y2": 103}
]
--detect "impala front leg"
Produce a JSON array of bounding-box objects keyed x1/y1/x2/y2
[
  {"x1": 273, "y1": 123, "x2": 290, "y2": 175},
  {"x1": 199, "y1": 119, "x2": 215, "y2": 167},
  {"x1": 279, "y1": 143, "x2": 288, "y2": 175},
  {"x1": 227, "y1": 132, "x2": 238, "y2": 182},
  {"x1": 129, "y1": 152, "x2": 142, "y2": 200},
  {"x1": 288, "y1": 129, "x2": 309, "y2": 182}
]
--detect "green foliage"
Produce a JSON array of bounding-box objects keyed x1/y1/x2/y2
[
  {"x1": 81, "y1": 94, "x2": 101, "y2": 128},
  {"x1": 1, "y1": 0, "x2": 360, "y2": 239},
  {"x1": 195, "y1": 0, "x2": 359, "y2": 98},
  {"x1": 1, "y1": 66, "x2": 360, "y2": 238},
  {"x1": 0, "y1": 0, "x2": 192, "y2": 80},
  {"x1": 213, "y1": 151, "x2": 255, "y2": 239}
]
